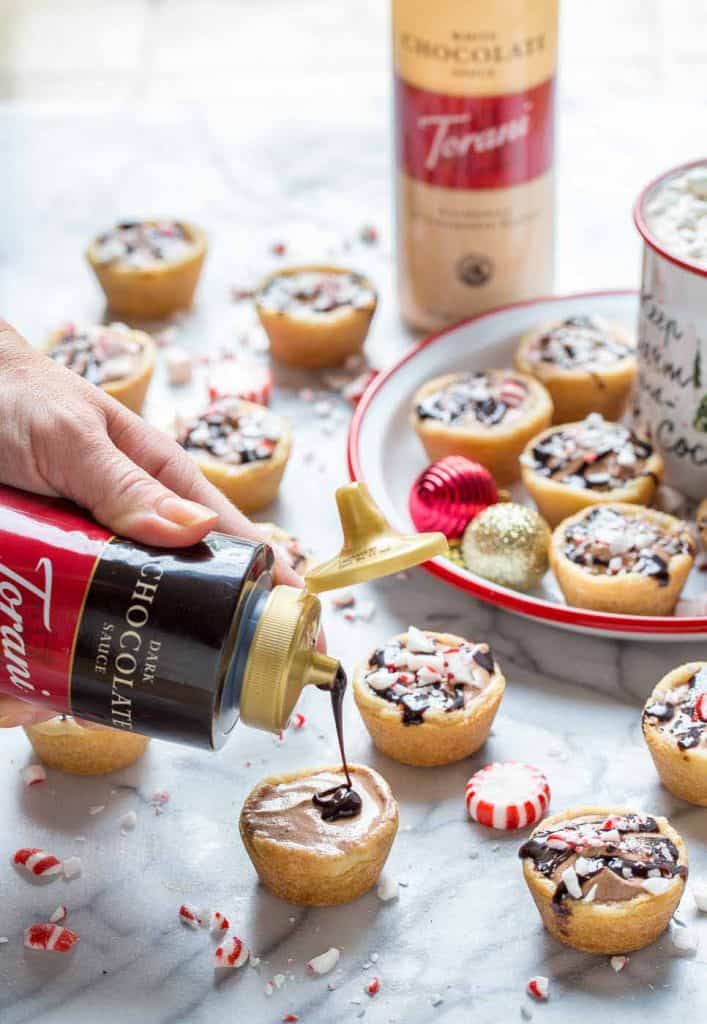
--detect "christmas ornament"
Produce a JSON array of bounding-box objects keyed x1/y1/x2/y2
[
  {"x1": 462, "y1": 503, "x2": 550, "y2": 592},
  {"x1": 409, "y1": 456, "x2": 498, "y2": 540}
]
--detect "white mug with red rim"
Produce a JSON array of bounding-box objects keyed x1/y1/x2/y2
[{"x1": 633, "y1": 159, "x2": 707, "y2": 501}]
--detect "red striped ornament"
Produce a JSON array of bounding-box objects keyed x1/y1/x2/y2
[
  {"x1": 409, "y1": 456, "x2": 498, "y2": 540},
  {"x1": 465, "y1": 762, "x2": 550, "y2": 830}
]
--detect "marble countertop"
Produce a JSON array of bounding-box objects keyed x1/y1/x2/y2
[{"x1": 2, "y1": 6, "x2": 707, "y2": 1018}]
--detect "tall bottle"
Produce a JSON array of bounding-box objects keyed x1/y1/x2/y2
[{"x1": 393, "y1": 0, "x2": 558, "y2": 332}]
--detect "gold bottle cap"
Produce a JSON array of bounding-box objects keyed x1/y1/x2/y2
[{"x1": 304, "y1": 482, "x2": 448, "y2": 594}]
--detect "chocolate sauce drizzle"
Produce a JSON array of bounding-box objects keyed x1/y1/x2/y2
[
  {"x1": 529, "y1": 421, "x2": 653, "y2": 491},
  {"x1": 519, "y1": 814, "x2": 687, "y2": 907},
  {"x1": 312, "y1": 666, "x2": 362, "y2": 822},
  {"x1": 535, "y1": 316, "x2": 633, "y2": 370},
  {"x1": 643, "y1": 666, "x2": 707, "y2": 750}
]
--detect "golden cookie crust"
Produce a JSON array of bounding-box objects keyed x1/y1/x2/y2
[
  {"x1": 239, "y1": 763, "x2": 398, "y2": 906},
  {"x1": 697, "y1": 498, "x2": 707, "y2": 549},
  {"x1": 643, "y1": 662, "x2": 707, "y2": 805},
  {"x1": 514, "y1": 321, "x2": 637, "y2": 424},
  {"x1": 183, "y1": 401, "x2": 292, "y2": 514},
  {"x1": 353, "y1": 631, "x2": 505, "y2": 767},
  {"x1": 45, "y1": 326, "x2": 156, "y2": 415},
  {"x1": 549, "y1": 504, "x2": 694, "y2": 615},
  {"x1": 24, "y1": 717, "x2": 149, "y2": 776},
  {"x1": 412, "y1": 371, "x2": 553, "y2": 485},
  {"x1": 521, "y1": 805, "x2": 687, "y2": 954},
  {"x1": 86, "y1": 220, "x2": 207, "y2": 320},
  {"x1": 255, "y1": 264, "x2": 377, "y2": 369},
  {"x1": 521, "y1": 422, "x2": 663, "y2": 528}
]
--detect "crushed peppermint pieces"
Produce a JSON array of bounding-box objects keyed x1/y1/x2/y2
[
  {"x1": 13, "y1": 848, "x2": 63, "y2": 878},
  {"x1": 366, "y1": 977, "x2": 380, "y2": 997},
  {"x1": 24, "y1": 923, "x2": 79, "y2": 953},
  {"x1": 214, "y1": 936, "x2": 249, "y2": 969},
  {"x1": 610, "y1": 955, "x2": 629, "y2": 972},
  {"x1": 165, "y1": 346, "x2": 194, "y2": 387},
  {"x1": 376, "y1": 875, "x2": 399, "y2": 902},
  {"x1": 49, "y1": 905, "x2": 68, "y2": 924},
  {"x1": 120, "y1": 810, "x2": 137, "y2": 832},
  {"x1": 291, "y1": 713, "x2": 307, "y2": 730},
  {"x1": 670, "y1": 922, "x2": 699, "y2": 954},
  {"x1": 526, "y1": 976, "x2": 549, "y2": 1001},
  {"x1": 89, "y1": 805, "x2": 105, "y2": 815},
  {"x1": 210, "y1": 911, "x2": 230, "y2": 933},
  {"x1": 331, "y1": 591, "x2": 355, "y2": 610},
  {"x1": 63, "y1": 857, "x2": 83, "y2": 880},
  {"x1": 282, "y1": 1016, "x2": 299, "y2": 1023},
  {"x1": 22, "y1": 764, "x2": 47, "y2": 787},
  {"x1": 693, "y1": 883, "x2": 707, "y2": 912},
  {"x1": 306, "y1": 948, "x2": 340, "y2": 975},
  {"x1": 179, "y1": 904, "x2": 202, "y2": 929}
]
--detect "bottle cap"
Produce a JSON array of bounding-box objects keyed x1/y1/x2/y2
[{"x1": 304, "y1": 482, "x2": 448, "y2": 593}]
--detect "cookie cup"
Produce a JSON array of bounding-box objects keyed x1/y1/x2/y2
[
  {"x1": 86, "y1": 221, "x2": 207, "y2": 320},
  {"x1": 521, "y1": 423, "x2": 663, "y2": 528},
  {"x1": 255, "y1": 264, "x2": 377, "y2": 369},
  {"x1": 550, "y1": 505, "x2": 694, "y2": 615},
  {"x1": 697, "y1": 498, "x2": 707, "y2": 549},
  {"x1": 514, "y1": 324, "x2": 637, "y2": 424},
  {"x1": 258, "y1": 523, "x2": 316, "y2": 575},
  {"x1": 521, "y1": 805, "x2": 687, "y2": 954},
  {"x1": 353, "y1": 631, "x2": 505, "y2": 767},
  {"x1": 239, "y1": 763, "x2": 398, "y2": 906},
  {"x1": 45, "y1": 327, "x2": 156, "y2": 415},
  {"x1": 185, "y1": 403, "x2": 291, "y2": 514},
  {"x1": 24, "y1": 718, "x2": 149, "y2": 776},
  {"x1": 412, "y1": 372, "x2": 552, "y2": 485},
  {"x1": 643, "y1": 662, "x2": 707, "y2": 805}
]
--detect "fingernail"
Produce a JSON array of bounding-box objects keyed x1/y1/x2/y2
[{"x1": 156, "y1": 497, "x2": 218, "y2": 528}]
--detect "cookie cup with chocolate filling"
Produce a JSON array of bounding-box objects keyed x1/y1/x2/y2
[
  {"x1": 521, "y1": 420, "x2": 663, "y2": 528},
  {"x1": 86, "y1": 220, "x2": 207, "y2": 319},
  {"x1": 255, "y1": 264, "x2": 377, "y2": 369},
  {"x1": 514, "y1": 318, "x2": 637, "y2": 424},
  {"x1": 643, "y1": 663, "x2": 707, "y2": 805},
  {"x1": 520, "y1": 806, "x2": 687, "y2": 954},
  {"x1": 412, "y1": 371, "x2": 552, "y2": 485},
  {"x1": 353, "y1": 629, "x2": 505, "y2": 767},
  {"x1": 177, "y1": 399, "x2": 291, "y2": 514},
  {"x1": 24, "y1": 717, "x2": 149, "y2": 776},
  {"x1": 239, "y1": 764, "x2": 398, "y2": 906},
  {"x1": 550, "y1": 504, "x2": 695, "y2": 615},
  {"x1": 257, "y1": 523, "x2": 315, "y2": 576},
  {"x1": 45, "y1": 323, "x2": 156, "y2": 414},
  {"x1": 697, "y1": 497, "x2": 707, "y2": 549}
]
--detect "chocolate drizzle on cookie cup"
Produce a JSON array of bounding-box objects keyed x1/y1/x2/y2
[
  {"x1": 519, "y1": 806, "x2": 687, "y2": 954},
  {"x1": 549, "y1": 503, "x2": 695, "y2": 615},
  {"x1": 353, "y1": 629, "x2": 505, "y2": 767},
  {"x1": 643, "y1": 662, "x2": 707, "y2": 805}
]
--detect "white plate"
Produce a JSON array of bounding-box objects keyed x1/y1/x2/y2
[{"x1": 348, "y1": 290, "x2": 707, "y2": 641}]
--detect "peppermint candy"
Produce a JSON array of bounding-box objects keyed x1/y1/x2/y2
[
  {"x1": 526, "y1": 976, "x2": 549, "y2": 1001},
  {"x1": 465, "y1": 762, "x2": 551, "y2": 830},
  {"x1": 22, "y1": 765, "x2": 47, "y2": 787},
  {"x1": 214, "y1": 936, "x2": 249, "y2": 969},
  {"x1": 24, "y1": 923, "x2": 79, "y2": 953},
  {"x1": 306, "y1": 947, "x2": 340, "y2": 975},
  {"x1": 13, "y1": 848, "x2": 63, "y2": 878},
  {"x1": 179, "y1": 904, "x2": 202, "y2": 929}
]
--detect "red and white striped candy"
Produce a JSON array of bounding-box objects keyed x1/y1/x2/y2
[
  {"x1": 209, "y1": 911, "x2": 229, "y2": 932},
  {"x1": 500, "y1": 379, "x2": 527, "y2": 408},
  {"x1": 178, "y1": 904, "x2": 201, "y2": 929},
  {"x1": 214, "y1": 936, "x2": 249, "y2": 969},
  {"x1": 527, "y1": 976, "x2": 549, "y2": 1001},
  {"x1": 13, "y1": 848, "x2": 63, "y2": 878},
  {"x1": 465, "y1": 762, "x2": 550, "y2": 830},
  {"x1": 695, "y1": 693, "x2": 707, "y2": 722},
  {"x1": 24, "y1": 923, "x2": 79, "y2": 953}
]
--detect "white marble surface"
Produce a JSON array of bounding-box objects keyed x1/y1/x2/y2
[{"x1": 2, "y1": 2, "x2": 707, "y2": 1020}]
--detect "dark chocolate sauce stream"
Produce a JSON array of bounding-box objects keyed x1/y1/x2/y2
[{"x1": 313, "y1": 666, "x2": 362, "y2": 822}]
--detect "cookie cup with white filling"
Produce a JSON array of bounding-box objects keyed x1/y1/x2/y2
[
  {"x1": 412, "y1": 371, "x2": 552, "y2": 485},
  {"x1": 353, "y1": 630, "x2": 505, "y2": 767},
  {"x1": 239, "y1": 763, "x2": 398, "y2": 906},
  {"x1": 520, "y1": 806, "x2": 687, "y2": 954},
  {"x1": 550, "y1": 504, "x2": 695, "y2": 615},
  {"x1": 643, "y1": 663, "x2": 707, "y2": 805},
  {"x1": 86, "y1": 220, "x2": 207, "y2": 320},
  {"x1": 514, "y1": 317, "x2": 637, "y2": 424},
  {"x1": 24, "y1": 717, "x2": 149, "y2": 776},
  {"x1": 255, "y1": 265, "x2": 377, "y2": 369}
]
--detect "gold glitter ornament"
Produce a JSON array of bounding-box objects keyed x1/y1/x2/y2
[{"x1": 461, "y1": 502, "x2": 550, "y2": 592}]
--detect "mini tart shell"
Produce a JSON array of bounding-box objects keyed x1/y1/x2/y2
[
  {"x1": 353, "y1": 631, "x2": 505, "y2": 767},
  {"x1": 45, "y1": 327, "x2": 156, "y2": 415},
  {"x1": 182, "y1": 401, "x2": 291, "y2": 514},
  {"x1": 549, "y1": 504, "x2": 694, "y2": 616},
  {"x1": 24, "y1": 718, "x2": 149, "y2": 776},
  {"x1": 521, "y1": 804, "x2": 687, "y2": 954},
  {"x1": 258, "y1": 522, "x2": 316, "y2": 575},
  {"x1": 521, "y1": 421, "x2": 664, "y2": 528},
  {"x1": 643, "y1": 662, "x2": 707, "y2": 805},
  {"x1": 255, "y1": 264, "x2": 377, "y2": 369},
  {"x1": 412, "y1": 371, "x2": 553, "y2": 485},
  {"x1": 86, "y1": 221, "x2": 207, "y2": 320},
  {"x1": 239, "y1": 763, "x2": 398, "y2": 906},
  {"x1": 514, "y1": 322, "x2": 637, "y2": 424},
  {"x1": 697, "y1": 497, "x2": 707, "y2": 549}
]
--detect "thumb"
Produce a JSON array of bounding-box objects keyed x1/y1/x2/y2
[{"x1": 71, "y1": 438, "x2": 218, "y2": 547}]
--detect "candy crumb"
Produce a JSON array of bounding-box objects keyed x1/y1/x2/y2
[
  {"x1": 377, "y1": 875, "x2": 399, "y2": 902},
  {"x1": 13, "y1": 848, "x2": 63, "y2": 878},
  {"x1": 0, "y1": 937, "x2": 8, "y2": 944},
  {"x1": 120, "y1": 811, "x2": 137, "y2": 832},
  {"x1": 214, "y1": 937, "x2": 249, "y2": 969},
  {"x1": 694, "y1": 883, "x2": 707, "y2": 912},
  {"x1": 264, "y1": 982, "x2": 275, "y2": 997},
  {"x1": 331, "y1": 592, "x2": 355, "y2": 610},
  {"x1": 366, "y1": 977, "x2": 380, "y2": 997},
  {"x1": 22, "y1": 764, "x2": 47, "y2": 787},
  {"x1": 306, "y1": 947, "x2": 340, "y2": 975},
  {"x1": 526, "y1": 976, "x2": 549, "y2": 1001},
  {"x1": 24, "y1": 923, "x2": 79, "y2": 952},
  {"x1": 165, "y1": 346, "x2": 194, "y2": 387},
  {"x1": 291, "y1": 713, "x2": 307, "y2": 730},
  {"x1": 210, "y1": 911, "x2": 230, "y2": 932},
  {"x1": 179, "y1": 904, "x2": 201, "y2": 929},
  {"x1": 49, "y1": 905, "x2": 67, "y2": 924},
  {"x1": 63, "y1": 857, "x2": 82, "y2": 880},
  {"x1": 151, "y1": 790, "x2": 170, "y2": 806},
  {"x1": 610, "y1": 955, "x2": 629, "y2": 973},
  {"x1": 670, "y1": 922, "x2": 699, "y2": 954},
  {"x1": 282, "y1": 1016, "x2": 299, "y2": 1022}
]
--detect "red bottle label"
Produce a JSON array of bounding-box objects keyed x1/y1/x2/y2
[
  {"x1": 395, "y1": 74, "x2": 555, "y2": 190},
  {"x1": 0, "y1": 485, "x2": 108, "y2": 712}
]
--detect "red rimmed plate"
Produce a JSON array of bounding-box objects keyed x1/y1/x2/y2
[{"x1": 348, "y1": 289, "x2": 707, "y2": 640}]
